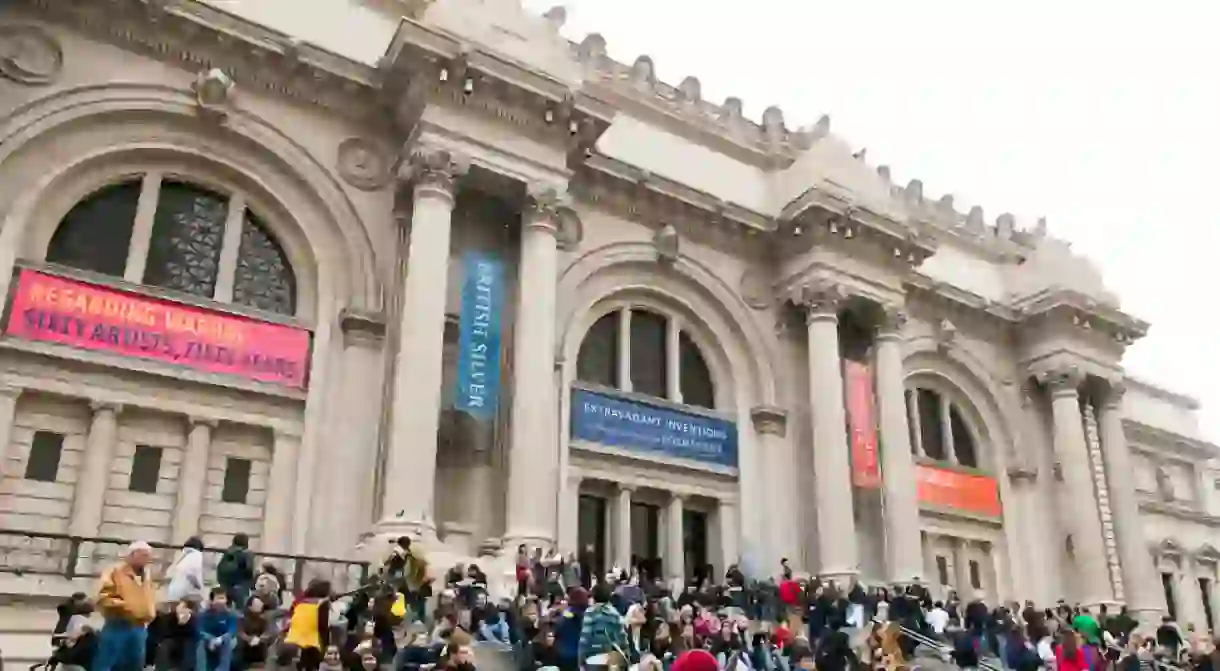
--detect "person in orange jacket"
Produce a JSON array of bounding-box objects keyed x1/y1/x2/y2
[{"x1": 94, "y1": 541, "x2": 157, "y2": 671}]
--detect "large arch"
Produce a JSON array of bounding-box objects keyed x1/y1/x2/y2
[
  {"x1": 902, "y1": 336, "x2": 1020, "y2": 466},
  {"x1": 557, "y1": 242, "x2": 782, "y2": 411},
  {"x1": 0, "y1": 83, "x2": 382, "y2": 315},
  {"x1": 0, "y1": 83, "x2": 387, "y2": 554}
]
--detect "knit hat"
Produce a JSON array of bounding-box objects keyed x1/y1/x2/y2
[{"x1": 672, "y1": 650, "x2": 718, "y2": 671}]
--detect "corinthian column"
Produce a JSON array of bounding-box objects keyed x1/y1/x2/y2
[
  {"x1": 172, "y1": 417, "x2": 216, "y2": 544},
  {"x1": 875, "y1": 307, "x2": 923, "y2": 583},
  {"x1": 379, "y1": 147, "x2": 469, "y2": 541},
  {"x1": 1041, "y1": 366, "x2": 1112, "y2": 607},
  {"x1": 1099, "y1": 381, "x2": 1163, "y2": 625},
  {"x1": 504, "y1": 184, "x2": 571, "y2": 549},
  {"x1": 797, "y1": 281, "x2": 859, "y2": 581}
]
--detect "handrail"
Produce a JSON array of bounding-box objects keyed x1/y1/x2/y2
[{"x1": 892, "y1": 622, "x2": 1002, "y2": 671}]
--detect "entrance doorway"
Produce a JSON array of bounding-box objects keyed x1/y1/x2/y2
[
  {"x1": 578, "y1": 495, "x2": 607, "y2": 581},
  {"x1": 684, "y1": 509, "x2": 708, "y2": 584},
  {"x1": 632, "y1": 502, "x2": 661, "y2": 579}
]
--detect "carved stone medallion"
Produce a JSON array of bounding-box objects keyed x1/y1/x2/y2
[
  {"x1": 337, "y1": 138, "x2": 392, "y2": 191},
  {"x1": 739, "y1": 268, "x2": 771, "y2": 310},
  {"x1": 0, "y1": 25, "x2": 64, "y2": 86}
]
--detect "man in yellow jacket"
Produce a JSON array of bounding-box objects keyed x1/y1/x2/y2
[{"x1": 94, "y1": 541, "x2": 157, "y2": 671}]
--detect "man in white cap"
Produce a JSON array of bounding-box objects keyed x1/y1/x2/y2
[{"x1": 93, "y1": 541, "x2": 156, "y2": 671}]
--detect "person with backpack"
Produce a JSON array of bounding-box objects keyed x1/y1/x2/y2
[{"x1": 216, "y1": 534, "x2": 255, "y2": 611}]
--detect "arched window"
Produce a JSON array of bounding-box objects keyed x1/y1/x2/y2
[
  {"x1": 44, "y1": 176, "x2": 297, "y2": 316},
  {"x1": 905, "y1": 386, "x2": 980, "y2": 468},
  {"x1": 575, "y1": 307, "x2": 716, "y2": 410}
]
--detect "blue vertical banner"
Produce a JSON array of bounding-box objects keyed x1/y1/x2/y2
[{"x1": 454, "y1": 250, "x2": 505, "y2": 421}]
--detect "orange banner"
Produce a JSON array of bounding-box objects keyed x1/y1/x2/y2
[
  {"x1": 844, "y1": 360, "x2": 881, "y2": 488},
  {"x1": 916, "y1": 465, "x2": 1001, "y2": 517}
]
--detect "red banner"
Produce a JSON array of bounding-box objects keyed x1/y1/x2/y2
[
  {"x1": 916, "y1": 465, "x2": 1001, "y2": 517},
  {"x1": 844, "y1": 360, "x2": 881, "y2": 488},
  {"x1": 5, "y1": 269, "x2": 311, "y2": 389}
]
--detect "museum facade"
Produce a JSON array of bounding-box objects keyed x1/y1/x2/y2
[{"x1": 2, "y1": 0, "x2": 1219, "y2": 631}]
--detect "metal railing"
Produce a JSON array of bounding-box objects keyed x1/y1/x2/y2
[
  {"x1": 0, "y1": 529, "x2": 371, "y2": 594},
  {"x1": 894, "y1": 623, "x2": 1003, "y2": 671}
]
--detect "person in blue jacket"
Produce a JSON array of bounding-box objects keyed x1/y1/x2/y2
[
  {"x1": 197, "y1": 588, "x2": 238, "y2": 671},
  {"x1": 553, "y1": 587, "x2": 589, "y2": 671}
]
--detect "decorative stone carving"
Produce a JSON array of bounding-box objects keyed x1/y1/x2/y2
[
  {"x1": 762, "y1": 106, "x2": 785, "y2": 144},
  {"x1": 1007, "y1": 465, "x2": 1038, "y2": 482},
  {"x1": 719, "y1": 97, "x2": 744, "y2": 124},
  {"x1": 750, "y1": 406, "x2": 788, "y2": 438},
  {"x1": 877, "y1": 165, "x2": 892, "y2": 182},
  {"x1": 336, "y1": 138, "x2": 393, "y2": 191},
  {"x1": 192, "y1": 68, "x2": 235, "y2": 117},
  {"x1": 996, "y1": 213, "x2": 1016, "y2": 240},
  {"x1": 630, "y1": 55, "x2": 655, "y2": 90},
  {"x1": 934, "y1": 319, "x2": 957, "y2": 351},
  {"x1": 399, "y1": 147, "x2": 470, "y2": 200},
  {"x1": 739, "y1": 268, "x2": 772, "y2": 310},
  {"x1": 808, "y1": 115, "x2": 831, "y2": 142},
  {"x1": 1033, "y1": 216, "x2": 1049, "y2": 239},
  {"x1": 525, "y1": 183, "x2": 580, "y2": 246},
  {"x1": 578, "y1": 33, "x2": 607, "y2": 65},
  {"x1": 1104, "y1": 380, "x2": 1127, "y2": 409},
  {"x1": 1038, "y1": 365, "x2": 1086, "y2": 396},
  {"x1": 339, "y1": 308, "x2": 387, "y2": 345},
  {"x1": 1155, "y1": 463, "x2": 1174, "y2": 502},
  {"x1": 965, "y1": 206, "x2": 986, "y2": 232},
  {"x1": 905, "y1": 179, "x2": 924, "y2": 204},
  {"x1": 877, "y1": 306, "x2": 908, "y2": 338},
  {"x1": 677, "y1": 76, "x2": 702, "y2": 104},
  {"x1": 0, "y1": 24, "x2": 64, "y2": 85},
  {"x1": 652, "y1": 224, "x2": 679, "y2": 263},
  {"x1": 792, "y1": 281, "x2": 846, "y2": 321}
]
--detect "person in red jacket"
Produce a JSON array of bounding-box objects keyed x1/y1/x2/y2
[{"x1": 1056, "y1": 630, "x2": 1096, "y2": 671}]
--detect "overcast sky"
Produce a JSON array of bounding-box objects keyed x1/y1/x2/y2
[{"x1": 520, "y1": 0, "x2": 1220, "y2": 439}]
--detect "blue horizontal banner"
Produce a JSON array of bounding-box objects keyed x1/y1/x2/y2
[{"x1": 570, "y1": 388, "x2": 738, "y2": 467}]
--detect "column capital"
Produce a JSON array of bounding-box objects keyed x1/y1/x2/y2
[
  {"x1": 618, "y1": 483, "x2": 636, "y2": 494},
  {"x1": 792, "y1": 280, "x2": 847, "y2": 323},
  {"x1": 1103, "y1": 379, "x2": 1128, "y2": 409},
  {"x1": 399, "y1": 146, "x2": 469, "y2": 204},
  {"x1": 750, "y1": 405, "x2": 788, "y2": 437},
  {"x1": 524, "y1": 183, "x2": 582, "y2": 248},
  {"x1": 1036, "y1": 365, "x2": 1085, "y2": 398},
  {"x1": 89, "y1": 400, "x2": 122, "y2": 416},
  {"x1": 670, "y1": 491, "x2": 690, "y2": 504},
  {"x1": 188, "y1": 416, "x2": 219, "y2": 429},
  {"x1": 876, "y1": 304, "x2": 908, "y2": 340}
]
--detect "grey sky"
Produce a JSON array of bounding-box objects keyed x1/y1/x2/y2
[{"x1": 523, "y1": 0, "x2": 1220, "y2": 439}]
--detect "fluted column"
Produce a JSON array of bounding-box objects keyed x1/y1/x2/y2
[
  {"x1": 172, "y1": 417, "x2": 216, "y2": 544},
  {"x1": 666, "y1": 493, "x2": 686, "y2": 590},
  {"x1": 504, "y1": 184, "x2": 570, "y2": 549},
  {"x1": 751, "y1": 406, "x2": 790, "y2": 575},
  {"x1": 69, "y1": 402, "x2": 121, "y2": 537},
  {"x1": 875, "y1": 307, "x2": 923, "y2": 583},
  {"x1": 379, "y1": 147, "x2": 468, "y2": 540},
  {"x1": 0, "y1": 385, "x2": 22, "y2": 472},
  {"x1": 616, "y1": 485, "x2": 633, "y2": 569},
  {"x1": 1100, "y1": 381, "x2": 1163, "y2": 625},
  {"x1": 797, "y1": 282, "x2": 859, "y2": 580},
  {"x1": 1042, "y1": 366, "x2": 1113, "y2": 607},
  {"x1": 922, "y1": 532, "x2": 939, "y2": 593},
  {"x1": 262, "y1": 430, "x2": 300, "y2": 553}
]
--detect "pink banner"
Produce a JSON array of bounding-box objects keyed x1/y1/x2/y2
[
  {"x1": 5, "y1": 269, "x2": 311, "y2": 389},
  {"x1": 844, "y1": 360, "x2": 882, "y2": 488}
]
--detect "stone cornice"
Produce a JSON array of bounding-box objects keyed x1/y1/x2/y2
[
  {"x1": 382, "y1": 18, "x2": 613, "y2": 159},
  {"x1": 1125, "y1": 419, "x2": 1220, "y2": 458},
  {"x1": 1012, "y1": 287, "x2": 1149, "y2": 344},
  {"x1": 1141, "y1": 501, "x2": 1220, "y2": 528},
  {"x1": 1125, "y1": 376, "x2": 1202, "y2": 411},
  {"x1": 24, "y1": 0, "x2": 383, "y2": 121}
]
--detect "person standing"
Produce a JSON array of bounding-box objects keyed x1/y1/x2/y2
[
  {"x1": 94, "y1": 541, "x2": 157, "y2": 671},
  {"x1": 216, "y1": 534, "x2": 254, "y2": 610}
]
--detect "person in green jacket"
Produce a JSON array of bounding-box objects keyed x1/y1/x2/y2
[{"x1": 1073, "y1": 608, "x2": 1103, "y2": 647}]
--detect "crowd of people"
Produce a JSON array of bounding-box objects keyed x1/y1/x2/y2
[{"x1": 34, "y1": 534, "x2": 1220, "y2": 671}]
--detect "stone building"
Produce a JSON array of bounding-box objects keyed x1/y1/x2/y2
[{"x1": 0, "y1": 0, "x2": 1218, "y2": 632}]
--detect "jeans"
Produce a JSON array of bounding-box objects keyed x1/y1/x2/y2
[
  {"x1": 94, "y1": 619, "x2": 149, "y2": 671},
  {"x1": 197, "y1": 635, "x2": 235, "y2": 671},
  {"x1": 478, "y1": 620, "x2": 510, "y2": 644}
]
